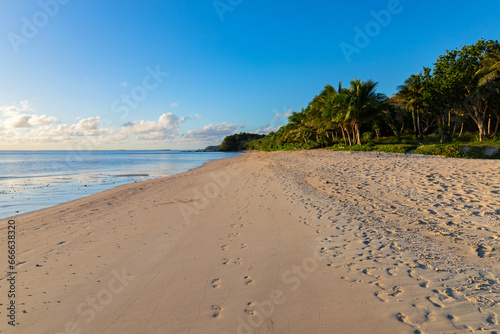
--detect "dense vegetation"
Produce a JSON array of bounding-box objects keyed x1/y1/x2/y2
[
  {"x1": 244, "y1": 39, "x2": 500, "y2": 156},
  {"x1": 219, "y1": 133, "x2": 265, "y2": 151}
]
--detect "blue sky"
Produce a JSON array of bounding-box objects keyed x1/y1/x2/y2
[{"x1": 1, "y1": 0, "x2": 499, "y2": 149}]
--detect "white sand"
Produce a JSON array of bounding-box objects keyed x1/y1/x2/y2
[{"x1": 1, "y1": 150, "x2": 499, "y2": 333}]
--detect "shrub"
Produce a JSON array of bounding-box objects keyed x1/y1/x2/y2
[{"x1": 362, "y1": 132, "x2": 374, "y2": 140}]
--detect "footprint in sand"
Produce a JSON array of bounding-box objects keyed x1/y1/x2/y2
[
  {"x1": 222, "y1": 258, "x2": 231, "y2": 265},
  {"x1": 474, "y1": 243, "x2": 492, "y2": 258},
  {"x1": 426, "y1": 295, "x2": 444, "y2": 308},
  {"x1": 408, "y1": 270, "x2": 430, "y2": 288},
  {"x1": 486, "y1": 312, "x2": 498, "y2": 325},
  {"x1": 319, "y1": 247, "x2": 330, "y2": 255},
  {"x1": 240, "y1": 244, "x2": 248, "y2": 249},
  {"x1": 234, "y1": 258, "x2": 243, "y2": 265},
  {"x1": 386, "y1": 268, "x2": 398, "y2": 276},
  {"x1": 221, "y1": 245, "x2": 229, "y2": 251},
  {"x1": 389, "y1": 286, "x2": 403, "y2": 297},
  {"x1": 212, "y1": 278, "x2": 220, "y2": 288},
  {"x1": 212, "y1": 305, "x2": 222, "y2": 318},
  {"x1": 244, "y1": 276, "x2": 254, "y2": 285},
  {"x1": 397, "y1": 313, "x2": 416, "y2": 326},
  {"x1": 375, "y1": 291, "x2": 389, "y2": 302},
  {"x1": 244, "y1": 302, "x2": 255, "y2": 315}
]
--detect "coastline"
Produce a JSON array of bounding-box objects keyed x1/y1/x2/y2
[
  {"x1": 1, "y1": 150, "x2": 499, "y2": 333},
  {"x1": 0, "y1": 150, "x2": 238, "y2": 220}
]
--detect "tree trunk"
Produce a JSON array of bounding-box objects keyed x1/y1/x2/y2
[
  {"x1": 344, "y1": 126, "x2": 352, "y2": 146},
  {"x1": 354, "y1": 122, "x2": 362, "y2": 145},
  {"x1": 458, "y1": 120, "x2": 464, "y2": 138},
  {"x1": 487, "y1": 115, "x2": 491, "y2": 136},
  {"x1": 416, "y1": 109, "x2": 421, "y2": 137},
  {"x1": 492, "y1": 115, "x2": 499, "y2": 138},
  {"x1": 340, "y1": 125, "x2": 347, "y2": 145},
  {"x1": 467, "y1": 103, "x2": 487, "y2": 142},
  {"x1": 411, "y1": 108, "x2": 417, "y2": 135},
  {"x1": 452, "y1": 118, "x2": 458, "y2": 137},
  {"x1": 478, "y1": 120, "x2": 485, "y2": 141}
]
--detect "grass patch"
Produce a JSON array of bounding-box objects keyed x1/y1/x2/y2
[
  {"x1": 329, "y1": 143, "x2": 416, "y2": 154},
  {"x1": 414, "y1": 144, "x2": 465, "y2": 158},
  {"x1": 374, "y1": 144, "x2": 417, "y2": 154}
]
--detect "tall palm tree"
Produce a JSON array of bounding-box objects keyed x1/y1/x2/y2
[
  {"x1": 396, "y1": 73, "x2": 424, "y2": 137},
  {"x1": 345, "y1": 79, "x2": 384, "y2": 145}
]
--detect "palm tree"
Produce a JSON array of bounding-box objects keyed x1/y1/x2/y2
[
  {"x1": 476, "y1": 44, "x2": 500, "y2": 86},
  {"x1": 345, "y1": 79, "x2": 384, "y2": 145},
  {"x1": 396, "y1": 73, "x2": 424, "y2": 137},
  {"x1": 476, "y1": 44, "x2": 500, "y2": 137}
]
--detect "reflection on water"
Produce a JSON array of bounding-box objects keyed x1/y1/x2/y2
[{"x1": 0, "y1": 150, "x2": 237, "y2": 219}]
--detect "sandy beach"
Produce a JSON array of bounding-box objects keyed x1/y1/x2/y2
[{"x1": 1, "y1": 150, "x2": 499, "y2": 334}]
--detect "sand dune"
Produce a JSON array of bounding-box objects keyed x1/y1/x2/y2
[{"x1": 1, "y1": 150, "x2": 499, "y2": 333}]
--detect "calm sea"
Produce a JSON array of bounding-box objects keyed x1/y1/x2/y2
[{"x1": 0, "y1": 150, "x2": 238, "y2": 219}]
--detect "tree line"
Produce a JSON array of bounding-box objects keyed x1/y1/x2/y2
[{"x1": 244, "y1": 39, "x2": 500, "y2": 151}]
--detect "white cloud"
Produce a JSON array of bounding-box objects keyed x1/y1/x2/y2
[
  {"x1": 121, "y1": 82, "x2": 128, "y2": 87},
  {"x1": 0, "y1": 102, "x2": 113, "y2": 148},
  {"x1": 0, "y1": 101, "x2": 247, "y2": 149},
  {"x1": 170, "y1": 102, "x2": 180, "y2": 108},
  {"x1": 182, "y1": 122, "x2": 243, "y2": 142},
  {"x1": 5, "y1": 114, "x2": 32, "y2": 128},
  {"x1": 1, "y1": 101, "x2": 56, "y2": 129},
  {"x1": 116, "y1": 113, "x2": 185, "y2": 141}
]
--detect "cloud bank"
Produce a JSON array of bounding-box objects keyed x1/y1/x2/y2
[{"x1": 0, "y1": 101, "x2": 240, "y2": 149}]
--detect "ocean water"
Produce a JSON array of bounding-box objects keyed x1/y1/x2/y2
[{"x1": 0, "y1": 150, "x2": 238, "y2": 219}]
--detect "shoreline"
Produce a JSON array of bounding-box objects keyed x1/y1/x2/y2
[
  {"x1": 1, "y1": 150, "x2": 499, "y2": 333},
  {"x1": 0, "y1": 151, "x2": 239, "y2": 220}
]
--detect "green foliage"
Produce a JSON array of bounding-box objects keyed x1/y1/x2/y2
[
  {"x1": 329, "y1": 143, "x2": 416, "y2": 154},
  {"x1": 204, "y1": 145, "x2": 220, "y2": 151},
  {"x1": 243, "y1": 39, "x2": 500, "y2": 157},
  {"x1": 414, "y1": 144, "x2": 465, "y2": 158},
  {"x1": 464, "y1": 146, "x2": 488, "y2": 159},
  {"x1": 374, "y1": 144, "x2": 417, "y2": 154},
  {"x1": 413, "y1": 144, "x2": 500, "y2": 159},
  {"x1": 219, "y1": 133, "x2": 265, "y2": 151},
  {"x1": 362, "y1": 132, "x2": 373, "y2": 140}
]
